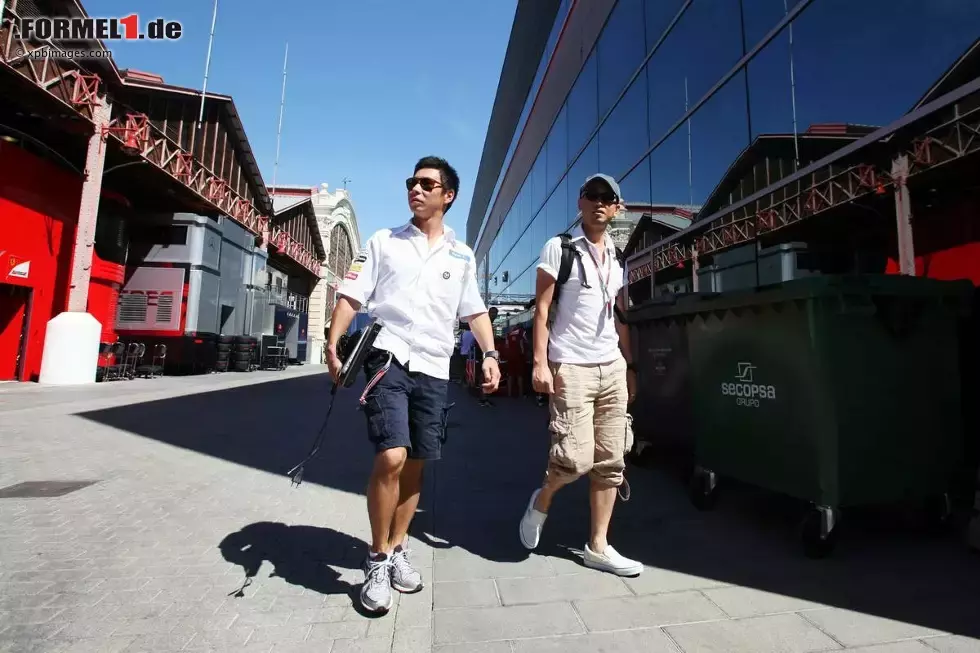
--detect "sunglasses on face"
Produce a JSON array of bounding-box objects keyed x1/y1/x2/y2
[
  {"x1": 581, "y1": 188, "x2": 619, "y2": 204},
  {"x1": 406, "y1": 177, "x2": 443, "y2": 192}
]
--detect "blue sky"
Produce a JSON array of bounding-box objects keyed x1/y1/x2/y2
[{"x1": 83, "y1": 0, "x2": 517, "y2": 248}]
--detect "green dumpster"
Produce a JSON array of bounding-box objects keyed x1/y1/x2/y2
[{"x1": 679, "y1": 275, "x2": 972, "y2": 557}]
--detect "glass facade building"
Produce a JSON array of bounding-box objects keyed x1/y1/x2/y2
[{"x1": 469, "y1": 0, "x2": 980, "y2": 304}]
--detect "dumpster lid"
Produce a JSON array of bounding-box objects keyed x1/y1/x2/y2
[{"x1": 627, "y1": 275, "x2": 974, "y2": 322}]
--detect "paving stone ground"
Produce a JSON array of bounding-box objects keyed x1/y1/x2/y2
[{"x1": 1, "y1": 367, "x2": 979, "y2": 653}]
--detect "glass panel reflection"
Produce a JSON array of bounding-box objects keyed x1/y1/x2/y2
[
  {"x1": 546, "y1": 106, "x2": 569, "y2": 194},
  {"x1": 597, "y1": 0, "x2": 646, "y2": 118},
  {"x1": 567, "y1": 51, "x2": 599, "y2": 157},
  {"x1": 689, "y1": 71, "x2": 750, "y2": 205},
  {"x1": 599, "y1": 74, "x2": 649, "y2": 180},
  {"x1": 647, "y1": 0, "x2": 743, "y2": 145},
  {"x1": 619, "y1": 155, "x2": 652, "y2": 205},
  {"x1": 791, "y1": 0, "x2": 980, "y2": 130},
  {"x1": 650, "y1": 127, "x2": 692, "y2": 206},
  {"x1": 568, "y1": 136, "x2": 599, "y2": 225}
]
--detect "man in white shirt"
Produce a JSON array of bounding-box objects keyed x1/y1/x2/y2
[
  {"x1": 520, "y1": 173, "x2": 642, "y2": 577},
  {"x1": 327, "y1": 156, "x2": 501, "y2": 614}
]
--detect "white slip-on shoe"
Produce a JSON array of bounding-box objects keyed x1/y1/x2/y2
[
  {"x1": 583, "y1": 543, "x2": 643, "y2": 577},
  {"x1": 519, "y1": 489, "x2": 547, "y2": 550}
]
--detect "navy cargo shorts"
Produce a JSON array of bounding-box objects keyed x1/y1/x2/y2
[{"x1": 361, "y1": 347, "x2": 450, "y2": 461}]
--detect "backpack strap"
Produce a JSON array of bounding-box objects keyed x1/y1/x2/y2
[
  {"x1": 614, "y1": 246, "x2": 628, "y2": 324},
  {"x1": 553, "y1": 233, "x2": 589, "y2": 307},
  {"x1": 552, "y1": 234, "x2": 628, "y2": 323}
]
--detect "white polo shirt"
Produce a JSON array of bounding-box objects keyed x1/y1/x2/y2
[
  {"x1": 537, "y1": 226, "x2": 626, "y2": 365},
  {"x1": 336, "y1": 222, "x2": 487, "y2": 380}
]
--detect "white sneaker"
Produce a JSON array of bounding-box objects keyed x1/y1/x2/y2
[
  {"x1": 583, "y1": 543, "x2": 643, "y2": 577},
  {"x1": 519, "y1": 489, "x2": 547, "y2": 550}
]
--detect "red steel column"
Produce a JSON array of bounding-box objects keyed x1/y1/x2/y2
[{"x1": 66, "y1": 97, "x2": 112, "y2": 312}]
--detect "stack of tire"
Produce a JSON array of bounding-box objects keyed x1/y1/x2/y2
[
  {"x1": 233, "y1": 336, "x2": 258, "y2": 372},
  {"x1": 216, "y1": 336, "x2": 234, "y2": 373},
  {"x1": 215, "y1": 336, "x2": 256, "y2": 373}
]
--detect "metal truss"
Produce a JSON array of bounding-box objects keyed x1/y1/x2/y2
[
  {"x1": 266, "y1": 224, "x2": 320, "y2": 275},
  {"x1": 629, "y1": 98, "x2": 980, "y2": 282},
  {"x1": 0, "y1": 8, "x2": 100, "y2": 121},
  {"x1": 488, "y1": 293, "x2": 535, "y2": 305},
  {"x1": 101, "y1": 111, "x2": 319, "y2": 275},
  {"x1": 0, "y1": 3, "x2": 322, "y2": 277}
]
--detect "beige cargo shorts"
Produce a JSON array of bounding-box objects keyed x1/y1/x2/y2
[{"x1": 545, "y1": 356, "x2": 634, "y2": 490}]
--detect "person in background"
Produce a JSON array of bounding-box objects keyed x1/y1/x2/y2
[
  {"x1": 504, "y1": 324, "x2": 528, "y2": 398},
  {"x1": 327, "y1": 156, "x2": 501, "y2": 615},
  {"x1": 477, "y1": 307, "x2": 500, "y2": 407},
  {"x1": 519, "y1": 173, "x2": 642, "y2": 577}
]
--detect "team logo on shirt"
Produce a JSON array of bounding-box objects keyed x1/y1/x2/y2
[{"x1": 443, "y1": 271, "x2": 451, "y2": 280}]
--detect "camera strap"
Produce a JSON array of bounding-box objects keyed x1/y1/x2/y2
[{"x1": 359, "y1": 351, "x2": 393, "y2": 405}]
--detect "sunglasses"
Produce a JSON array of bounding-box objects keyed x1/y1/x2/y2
[
  {"x1": 406, "y1": 177, "x2": 443, "y2": 192},
  {"x1": 581, "y1": 188, "x2": 619, "y2": 204}
]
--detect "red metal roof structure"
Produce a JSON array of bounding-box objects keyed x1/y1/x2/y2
[{"x1": 0, "y1": 0, "x2": 323, "y2": 276}]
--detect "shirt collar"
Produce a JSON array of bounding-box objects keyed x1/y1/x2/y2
[
  {"x1": 570, "y1": 225, "x2": 612, "y2": 250},
  {"x1": 396, "y1": 220, "x2": 457, "y2": 243}
]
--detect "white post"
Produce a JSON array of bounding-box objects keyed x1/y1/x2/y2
[
  {"x1": 197, "y1": 0, "x2": 219, "y2": 129},
  {"x1": 270, "y1": 42, "x2": 289, "y2": 200},
  {"x1": 40, "y1": 97, "x2": 113, "y2": 385}
]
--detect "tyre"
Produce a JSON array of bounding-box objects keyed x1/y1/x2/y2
[
  {"x1": 924, "y1": 493, "x2": 953, "y2": 534},
  {"x1": 688, "y1": 467, "x2": 718, "y2": 511},
  {"x1": 217, "y1": 343, "x2": 231, "y2": 353},
  {"x1": 217, "y1": 351, "x2": 230, "y2": 363},
  {"x1": 233, "y1": 360, "x2": 250, "y2": 372}
]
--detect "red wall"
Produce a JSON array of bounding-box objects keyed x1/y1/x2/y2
[
  {"x1": 885, "y1": 198, "x2": 980, "y2": 285},
  {"x1": 0, "y1": 142, "x2": 83, "y2": 381}
]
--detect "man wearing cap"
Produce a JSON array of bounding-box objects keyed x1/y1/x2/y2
[{"x1": 519, "y1": 173, "x2": 642, "y2": 577}]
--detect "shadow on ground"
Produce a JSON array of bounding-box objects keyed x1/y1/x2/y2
[
  {"x1": 219, "y1": 521, "x2": 362, "y2": 598},
  {"x1": 78, "y1": 372, "x2": 980, "y2": 639}
]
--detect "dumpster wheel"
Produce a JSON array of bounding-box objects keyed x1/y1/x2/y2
[
  {"x1": 801, "y1": 506, "x2": 838, "y2": 559},
  {"x1": 924, "y1": 493, "x2": 953, "y2": 534},
  {"x1": 689, "y1": 466, "x2": 718, "y2": 511}
]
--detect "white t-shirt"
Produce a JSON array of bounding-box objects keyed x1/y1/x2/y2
[
  {"x1": 536, "y1": 226, "x2": 626, "y2": 365},
  {"x1": 337, "y1": 222, "x2": 487, "y2": 379}
]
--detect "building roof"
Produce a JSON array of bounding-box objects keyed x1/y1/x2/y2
[
  {"x1": 912, "y1": 37, "x2": 980, "y2": 110},
  {"x1": 621, "y1": 205, "x2": 698, "y2": 256},
  {"x1": 697, "y1": 124, "x2": 877, "y2": 218},
  {"x1": 118, "y1": 72, "x2": 273, "y2": 216},
  {"x1": 272, "y1": 196, "x2": 326, "y2": 261}
]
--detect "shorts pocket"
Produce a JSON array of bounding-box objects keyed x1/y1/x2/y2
[
  {"x1": 440, "y1": 403, "x2": 451, "y2": 444},
  {"x1": 549, "y1": 413, "x2": 586, "y2": 476},
  {"x1": 363, "y1": 393, "x2": 389, "y2": 445}
]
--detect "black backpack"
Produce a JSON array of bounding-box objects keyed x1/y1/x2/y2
[{"x1": 552, "y1": 232, "x2": 627, "y2": 323}]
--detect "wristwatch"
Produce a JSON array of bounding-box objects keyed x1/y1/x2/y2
[{"x1": 483, "y1": 350, "x2": 500, "y2": 361}]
